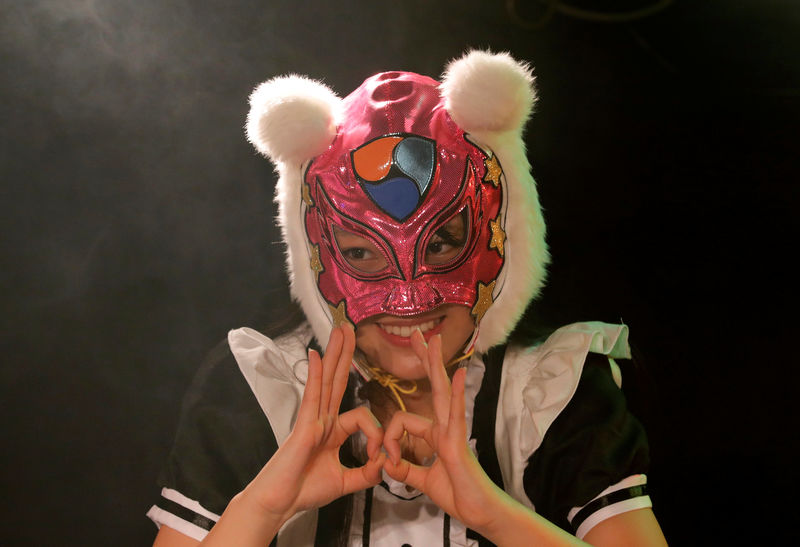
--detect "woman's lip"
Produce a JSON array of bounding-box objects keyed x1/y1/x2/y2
[
  {"x1": 376, "y1": 317, "x2": 445, "y2": 347},
  {"x1": 371, "y1": 312, "x2": 445, "y2": 327}
]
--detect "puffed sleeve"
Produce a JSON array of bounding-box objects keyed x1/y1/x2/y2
[
  {"x1": 522, "y1": 352, "x2": 650, "y2": 537},
  {"x1": 146, "y1": 339, "x2": 279, "y2": 541}
]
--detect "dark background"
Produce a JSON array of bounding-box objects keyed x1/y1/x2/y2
[{"x1": 1, "y1": 0, "x2": 797, "y2": 544}]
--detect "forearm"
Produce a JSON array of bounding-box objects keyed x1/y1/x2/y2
[{"x1": 474, "y1": 486, "x2": 586, "y2": 547}]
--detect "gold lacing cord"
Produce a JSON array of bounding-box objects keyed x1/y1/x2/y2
[
  {"x1": 448, "y1": 348, "x2": 475, "y2": 369},
  {"x1": 366, "y1": 367, "x2": 418, "y2": 412},
  {"x1": 365, "y1": 347, "x2": 476, "y2": 412}
]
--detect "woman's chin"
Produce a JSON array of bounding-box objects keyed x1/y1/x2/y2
[{"x1": 371, "y1": 353, "x2": 427, "y2": 381}]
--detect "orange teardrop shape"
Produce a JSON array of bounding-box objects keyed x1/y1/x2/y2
[{"x1": 352, "y1": 136, "x2": 403, "y2": 181}]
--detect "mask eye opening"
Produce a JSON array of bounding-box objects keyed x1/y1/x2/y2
[
  {"x1": 421, "y1": 206, "x2": 471, "y2": 267},
  {"x1": 332, "y1": 225, "x2": 391, "y2": 274}
]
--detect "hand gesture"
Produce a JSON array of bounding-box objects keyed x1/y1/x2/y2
[
  {"x1": 382, "y1": 330, "x2": 506, "y2": 533},
  {"x1": 246, "y1": 325, "x2": 385, "y2": 522}
]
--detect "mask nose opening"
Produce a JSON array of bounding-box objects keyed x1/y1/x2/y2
[{"x1": 381, "y1": 282, "x2": 443, "y2": 315}]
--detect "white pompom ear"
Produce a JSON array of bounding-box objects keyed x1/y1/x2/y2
[
  {"x1": 246, "y1": 75, "x2": 341, "y2": 164},
  {"x1": 441, "y1": 50, "x2": 537, "y2": 134}
]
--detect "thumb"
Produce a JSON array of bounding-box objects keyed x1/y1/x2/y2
[{"x1": 382, "y1": 457, "x2": 427, "y2": 492}]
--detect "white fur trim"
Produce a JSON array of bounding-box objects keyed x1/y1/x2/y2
[
  {"x1": 245, "y1": 77, "x2": 340, "y2": 347},
  {"x1": 443, "y1": 50, "x2": 546, "y2": 351},
  {"x1": 470, "y1": 132, "x2": 548, "y2": 352},
  {"x1": 246, "y1": 75, "x2": 340, "y2": 164},
  {"x1": 274, "y1": 160, "x2": 334, "y2": 347},
  {"x1": 441, "y1": 50, "x2": 537, "y2": 134}
]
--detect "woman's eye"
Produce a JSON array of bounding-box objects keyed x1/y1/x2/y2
[
  {"x1": 425, "y1": 211, "x2": 467, "y2": 265},
  {"x1": 333, "y1": 227, "x2": 388, "y2": 273},
  {"x1": 426, "y1": 238, "x2": 453, "y2": 257},
  {"x1": 342, "y1": 247, "x2": 369, "y2": 260}
]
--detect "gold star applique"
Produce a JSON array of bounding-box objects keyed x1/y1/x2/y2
[
  {"x1": 302, "y1": 181, "x2": 314, "y2": 206},
  {"x1": 309, "y1": 243, "x2": 324, "y2": 282},
  {"x1": 484, "y1": 155, "x2": 502, "y2": 187},
  {"x1": 328, "y1": 300, "x2": 352, "y2": 328},
  {"x1": 471, "y1": 280, "x2": 496, "y2": 323},
  {"x1": 489, "y1": 213, "x2": 506, "y2": 257}
]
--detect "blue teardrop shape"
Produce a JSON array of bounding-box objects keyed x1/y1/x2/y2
[
  {"x1": 363, "y1": 177, "x2": 420, "y2": 221},
  {"x1": 394, "y1": 137, "x2": 435, "y2": 195}
]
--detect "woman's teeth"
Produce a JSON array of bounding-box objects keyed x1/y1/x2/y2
[{"x1": 379, "y1": 318, "x2": 441, "y2": 338}]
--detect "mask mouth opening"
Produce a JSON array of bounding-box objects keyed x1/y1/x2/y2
[{"x1": 350, "y1": 310, "x2": 478, "y2": 413}]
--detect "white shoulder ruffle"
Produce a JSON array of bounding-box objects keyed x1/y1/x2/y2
[
  {"x1": 227, "y1": 324, "x2": 319, "y2": 546},
  {"x1": 227, "y1": 324, "x2": 313, "y2": 445},
  {"x1": 495, "y1": 321, "x2": 630, "y2": 509}
]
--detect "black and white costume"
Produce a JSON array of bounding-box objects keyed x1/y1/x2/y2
[
  {"x1": 148, "y1": 321, "x2": 651, "y2": 545},
  {"x1": 149, "y1": 50, "x2": 655, "y2": 545}
]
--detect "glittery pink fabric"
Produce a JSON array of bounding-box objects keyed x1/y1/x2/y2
[{"x1": 304, "y1": 72, "x2": 504, "y2": 325}]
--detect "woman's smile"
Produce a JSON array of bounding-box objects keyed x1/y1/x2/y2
[
  {"x1": 356, "y1": 304, "x2": 474, "y2": 380},
  {"x1": 375, "y1": 315, "x2": 445, "y2": 345}
]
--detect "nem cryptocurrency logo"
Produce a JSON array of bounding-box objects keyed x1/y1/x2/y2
[{"x1": 351, "y1": 135, "x2": 436, "y2": 222}]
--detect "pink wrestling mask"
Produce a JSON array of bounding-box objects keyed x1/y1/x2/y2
[
  {"x1": 248, "y1": 50, "x2": 547, "y2": 352},
  {"x1": 302, "y1": 72, "x2": 506, "y2": 327}
]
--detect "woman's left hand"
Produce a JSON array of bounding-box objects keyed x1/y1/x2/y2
[{"x1": 382, "y1": 330, "x2": 509, "y2": 534}]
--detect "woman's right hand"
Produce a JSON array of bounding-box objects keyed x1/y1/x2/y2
[
  {"x1": 201, "y1": 325, "x2": 385, "y2": 545},
  {"x1": 252, "y1": 324, "x2": 385, "y2": 518}
]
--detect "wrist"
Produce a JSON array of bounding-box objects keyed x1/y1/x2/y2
[
  {"x1": 238, "y1": 482, "x2": 295, "y2": 530},
  {"x1": 201, "y1": 488, "x2": 289, "y2": 546},
  {"x1": 467, "y1": 484, "x2": 520, "y2": 539},
  {"x1": 475, "y1": 491, "x2": 584, "y2": 547},
  {"x1": 243, "y1": 438, "x2": 306, "y2": 523}
]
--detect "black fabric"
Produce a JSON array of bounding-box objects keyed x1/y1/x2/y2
[
  {"x1": 523, "y1": 352, "x2": 650, "y2": 533},
  {"x1": 362, "y1": 488, "x2": 373, "y2": 546},
  {"x1": 471, "y1": 344, "x2": 506, "y2": 490},
  {"x1": 314, "y1": 382, "x2": 357, "y2": 547},
  {"x1": 466, "y1": 344, "x2": 506, "y2": 546},
  {"x1": 314, "y1": 491, "x2": 354, "y2": 547},
  {"x1": 156, "y1": 339, "x2": 279, "y2": 517}
]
